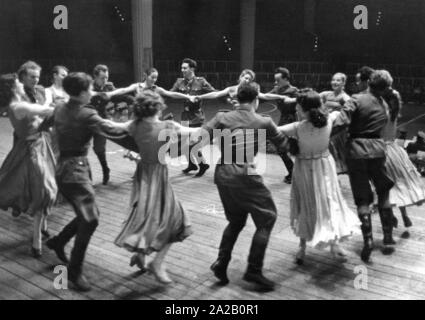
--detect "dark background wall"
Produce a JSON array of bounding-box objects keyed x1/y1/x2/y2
[
  {"x1": 0, "y1": 0, "x2": 424, "y2": 88},
  {"x1": 0, "y1": 0, "x2": 133, "y2": 86}
]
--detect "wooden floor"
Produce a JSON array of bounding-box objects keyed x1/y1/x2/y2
[{"x1": 1, "y1": 117, "x2": 425, "y2": 300}]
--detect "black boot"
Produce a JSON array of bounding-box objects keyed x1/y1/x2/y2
[
  {"x1": 243, "y1": 267, "x2": 275, "y2": 292},
  {"x1": 195, "y1": 163, "x2": 210, "y2": 177},
  {"x1": 182, "y1": 162, "x2": 198, "y2": 174},
  {"x1": 102, "y1": 166, "x2": 110, "y2": 185},
  {"x1": 46, "y1": 237, "x2": 69, "y2": 264},
  {"x1": 379, "y1": 208, "x2": 396, "y2": 255},
  {"x1": 358, "y1": 214, "x2": 374, "y2": 262},
  {"x1": 401, "y1": 209, "x2": 413, "y2": 228},
  {"x1": 210, "y1": 259, "x2": 229, "y2": 285}
]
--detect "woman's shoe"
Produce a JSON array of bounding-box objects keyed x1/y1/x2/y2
[
  {"x1": 41, "y1": 229, "x2": 51, "y2": 240},
  {"x1": 130, "y1": 254, "x2": 147, "y2": 273},
  {"x1": 295, "y1": 247, "x2": 305, "y2": 265},
  {"x1": 330, "y1": 243, "x2": 348, "y2": 257},
  {"x1": 31, "y1": 247, "x2": 42, "y2": 258},
  {"x1": 12, "y1": 209, "x2": 21, "y2": 218},
  {"x1": 147, "y1": 262, "x2": 172, "y2": 284},
  {"x1": 330, "y1": 244, "x2": 348, "y2": 263}
]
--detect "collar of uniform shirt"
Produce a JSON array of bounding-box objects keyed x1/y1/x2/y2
[
  {"x1": 184, "y1": 75, "x2": 195, "y2": 83},
  {"x1": 235, "y1": 103, "x2": 255, "y2": 112}
]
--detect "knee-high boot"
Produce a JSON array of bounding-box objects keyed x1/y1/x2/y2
[
  {"x1": 378, "y1": 207, "x2": 396, "y2": 249},
  {"x1": 358, "y1": 213, "x2": 374, "y2": 262}
]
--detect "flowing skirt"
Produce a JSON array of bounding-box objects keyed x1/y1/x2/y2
[
  {"x1": 115, "y1": 162, "x2": 192, "y2": 254},
  {"x1": 290, "y1": 153, "x2": 360, "y2": 248},
  {"x1": 385, "y1": 142, "x2": 425, "y2": 207},
  {"x1": 0, "y1": 132, "x2": 57, "y2": 216}
]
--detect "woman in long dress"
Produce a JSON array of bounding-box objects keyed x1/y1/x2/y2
[
  {"x1": 45, "y1": 65, "x2": 70, "y2": 107},
  {"x1": 115, "y1": 92, "x2": 195, "y2": 284},
  {"x1": 278, "y1": 89, "x2": 360, "y2": 264},
  {"x1": 380, "y1": 71, "x2": 425, "y2": 237},
  {"x1": 320, "y1": 73, "x2": 351, "y2": 174},
  {"x1": 0, "y1": 73, "x2": 57, "y2": 257}
]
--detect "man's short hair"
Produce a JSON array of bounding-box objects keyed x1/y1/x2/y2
[
  {"x1": 182, "y1": 58, "x2": 197, "y2": 70},
  {"x1": 237, "y1": 82, "x2": 260, "y2": 104},
  {"x1": 357, "y1": 66, "x2": 374, "y2": 82},
  {"x1": 274, "y1": 67, "x2": 290, "y2": 80},
  {"x1": 17, "y1": 61, "x2": 42, "y2": 81},
  {"x1": 369, "y1": 70, "x2": 391, "y2": 93},
  {"x1": 93, "y1": 64, "x2": 109, "y2": 77},
  {"x1": 63, "y1": 72, "x2": 93, "y2": 97}
]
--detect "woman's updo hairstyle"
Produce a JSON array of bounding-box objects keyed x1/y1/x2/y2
[
  {"x1": 297, "y1": 88, "x2": 328, "y2": 128},
  {"x1": 0, "y1": 73, "x2": 18, "y2": 107},
  {"x1": 133, "y1": 92, "x2": 166, "y2": 120}
]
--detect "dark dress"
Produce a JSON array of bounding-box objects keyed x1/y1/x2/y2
[{"x1": 115, "y1": 120, "x2": 193, "y2": 254}]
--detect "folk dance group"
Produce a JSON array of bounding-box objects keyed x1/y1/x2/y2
[{"x1": 0, "y1": 58, "x2": 424, "y2": 293}]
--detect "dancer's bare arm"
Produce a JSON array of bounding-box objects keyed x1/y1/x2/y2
[
  {"x1": 197, "y1": 87, "x2": 230, "y2": 101},
  {"x1": 12, "y1": 102, "x2": 54, "y2": 120}
]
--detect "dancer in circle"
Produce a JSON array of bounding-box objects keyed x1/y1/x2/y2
[
  {"x1": 0, "y1": 73, "x2": 57, "y2": 258},
  {"x1": 204, "y1": 83, "x2": 288, "y2": 292},
  {"x1": 136, "y1": 67, "x2": 196, "y2": 102},
  {"x1": 380, "y1": 70, "x2": 425, "y2": 237},
  {"x1": 320, "y1": 73, "x2": 351, "y2": 174},
  {"x1": 170, "y1": 58, "x2": 216, "y2": 177},
  {"x1": 268, "y1": 67, "x2": 299, "y2": 184},
  {"x1": 115, "y1": 92, "x2": 194, "y2": 284},
  {"x1": 278, "y1": 89, "x2": 360, "y2": 265},
  {"x1": 45, "y1": 65, "x2": 70, "y2": 107},
  {"x1": 355, "y1": 66, "x2": 374, "y2": 94},
  {"x1": 89, "y1": 65, "x2": 138, "y2": 185},
  {"x1": 46, "y1": 72, "x2": 132, "y2": 292},
  {"x1": 332, "y1": 70, "x2": 396, "y2": 262}
]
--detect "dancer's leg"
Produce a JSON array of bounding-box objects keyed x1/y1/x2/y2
[
  {"x1": 149, "y1": 244, "x2": 173, "y2": 283},
  {"x1": 32, "y1": 211, "x2": 43, "y2": 256}
]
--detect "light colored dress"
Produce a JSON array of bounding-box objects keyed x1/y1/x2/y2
[
  {"x1": 280, "y1": 112, "x2": 360, "y2": 247},
  {"x1": 320, "y1": 91, "x2": 351, "y2": 174},
  {"x1": 45, "y1": 85, "x2": 69, "y2": 107},
  {"x1": 115, "y1": 120, "x2": 193, "y2": 254},
  {"x1": 381, "y1": 119, "x2": 425, "y2": 208},
  {"x1": 0, "y1": 104, "x2": 57, "y2": 216}
]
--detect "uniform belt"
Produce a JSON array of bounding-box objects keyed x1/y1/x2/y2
[{"x1": 60, "y1": 150, "x2": 88, "y2": 158}]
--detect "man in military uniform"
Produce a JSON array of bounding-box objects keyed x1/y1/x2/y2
[
  {"x1": 333, "y1": 70, "x2": 396, "y2": 263},
  {"x1": 46, "y1": 72, "x2": 132, "y2": 292},
  {"x1": 268, "y1": 67, "x2": 298, "y2": 184},
  {"x1": 90, "y1": 64, "x2": 116, "y2": 185},
  {"x1": 170, "y1": 58, "x2": 216, "y2": 176},
  {"x1": 203, "y1": 83, "x2": 288, "y2": 292}
]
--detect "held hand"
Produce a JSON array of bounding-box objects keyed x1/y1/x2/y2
[{"x1": 188, "y1": 95, "x2": 198, "y2": 103}]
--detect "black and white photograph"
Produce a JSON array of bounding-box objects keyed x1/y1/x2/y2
[{"x1": 0, "y1": 0, "x2": 425, "y2": 305}]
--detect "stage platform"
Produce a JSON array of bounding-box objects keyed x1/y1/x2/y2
[{"x1": 1, "y1": 113, "x2": 425, "y2": 300}]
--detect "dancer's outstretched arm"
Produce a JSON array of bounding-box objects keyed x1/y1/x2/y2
[
  {"x1": 259, "y1": 92, "x2": 295, "y2": 103},
  {"x1": 12, "y1": 101, "x2": 54, "y2": 120},
  {"x1": 92, "y1": 83, "x2": 139, "y2": 99},
  {"x1": 156, "y1": 87, "x2": 195, "y2": 102},
  {"x1": 197, "y1": 87, "x2": 231, "y2": 101}
]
